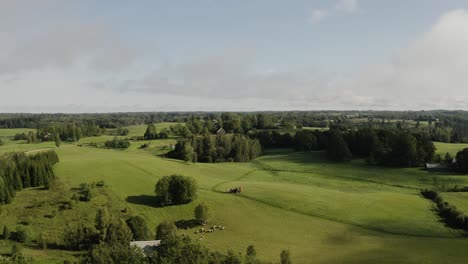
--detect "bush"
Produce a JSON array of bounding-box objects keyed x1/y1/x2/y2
[
  {"x1": 79, "y1": 184, "x2": 93, "y2": 202},
  {"x1": 155, "y1": 175, "x2": 197, "y2": 206},
  {"x1": 14, "y1": 227, "x2": 27, "y2": 243},
  {"x1": 126, "y1": 216, "x2": 150, "y2": 241},
  {"x1": 194, "y1": 203, "x2": 210, "y2": 224},
  {"x1": 2, "y1": 226, "x2": 10, "y2": 240},
  {"x1": 155, "y1": 221, "x2": 177, "y2": 240},
  {"x1": 104, "y1": 137, "x2": 131, "y2": 149}
]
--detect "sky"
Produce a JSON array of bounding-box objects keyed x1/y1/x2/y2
[{"x1": 1, "y1": 0, "x2": 468, "y2": 113}]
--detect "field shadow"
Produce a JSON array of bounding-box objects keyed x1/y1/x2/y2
[{"x1": 126, "y1": 195, "x2": 161, "y2": 208}]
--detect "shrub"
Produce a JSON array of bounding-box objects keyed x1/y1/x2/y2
[
  {"x1": 155, "y1": 221, "x2": 177, "y2": 240},
  {"x1": 155, "y1": 175, "x2": 197, "y2": 206},
  {"x1": 126, "y1": 216, "x2": 150, "y2": 241},
  {"x1": 14, "y1": 227, "x2": 27, "y2": 242},
  {"x1": 79, "y1": 183, "x2": 93, "y2": 202},
  {"x1": 2, "y1": 226, "x2": 10, "y2": 240},
  {"x1": 104, "y1": 137, "x2": 131, "y2": 149},
  {"x1": 194, "y1": 203, "x2": 210, "y2": 224}
]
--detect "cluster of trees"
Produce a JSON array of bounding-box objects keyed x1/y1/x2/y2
[
  {"x1": 168, "y1": 134, "x2": 262, "y2": 163},
  {"x1": 0, "y1": 151, "x2": 59, "y2": 204},
  {"x1": 13, "y1": 132, "x2": 37, "y2": 144},
  {"x1": 63, "y1": 209, "x2": 150, "y2": 251},
  {"x1": 143, "y1": 124, "x2": 169, "y2": 140},
  {"x1": 64, "y1": 208, "x2": 293, "y2": 264},
  {"x1": 255, "y1": 127, "x2": 436, "y2": 167},
  {"x1": 345, "y1": 128, "x2": 435, "y2": 166},
  {"x1": 185, "y1": 113, "x2": 279, "y2": 135},
  {"x1": 421, "y1": 189, "x2": 468, "y2": 231},
  {"x1": 37, "y1": 123, "x2": 105, "y2": 142},
  {"x1": 104, "y1": 137, "x2": 131, "y2": 149},
  {"x1": 81, "y1": 230, "x2": 291, "y2": 264},
  {"x1": 155, "y1": 175, "x2": 198, "y2": 206}
]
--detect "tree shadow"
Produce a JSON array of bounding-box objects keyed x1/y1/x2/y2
[
  {"x1": 175, "y1": 219, "x2": 199, "y2": 229},
  {"x1": 126, "y1": 195, "x2": 162, "y2": 208}
]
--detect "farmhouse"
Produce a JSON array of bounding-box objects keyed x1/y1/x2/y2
[
  {"x1": 426, "y1": 163, "x2": 450, "y2": 172},
  {"x1": 130, "y1": 240, "x2": 161, "y2": 254}
]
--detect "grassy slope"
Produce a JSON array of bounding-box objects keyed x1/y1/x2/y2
[{"x1": 2, "y1": 126, "x2": 468, "y2": 263}]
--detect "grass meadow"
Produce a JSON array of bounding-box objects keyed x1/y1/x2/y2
[{"x1": 1, "y1": 126, "x2": 468, "y2": 263}]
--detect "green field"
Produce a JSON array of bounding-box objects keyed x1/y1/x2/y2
[
  {"x1": 2, "y1": 127, "x2": 468, "y2": 263},
  {"x1": 435, "y1": 142, "x2": 468, "y2": 155}
]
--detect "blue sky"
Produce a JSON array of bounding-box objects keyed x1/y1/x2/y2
[{"x1": 1, "y1": 0, "x2": 468, "y2": 112}]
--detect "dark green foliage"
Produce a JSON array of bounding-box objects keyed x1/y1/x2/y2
[
  {"x1": 280, "y1": 250, "x2": 292, "y2": 264},
  {"x1": 2, "y1": 226, "x2": 10, "y2": 240},
  {"x1": 194, "y1": 203, "x2": 210, "y2": 224},
  {"x1": 155, "y1": 221, "x2": 177, "y2": 240},
  {"x1": 80, "y1": 242, "x2": 145, "y2": 264},
  {"x1": 370, "y1": 131, "x2": 435, "y2": 167},
  {"x1": 293, "y1": 131, "x2": 317, "y2": 151},
  {"x1": 13, "y1": 133, "x2": 29, "y2": 141},
  {"x1": 79, "y1": 184, "x2": 93, "y2": 202},
  {"x1": 37, "y1": 122, "x2": 105, "y2": 142},
  {"x1": 155, "y1": 175, "x2": 197, "y2": 206},
  {"x1": 326, "y1": 130, "x2": 352, "y2": 162},
  {"x1": 63, "y1": 224, "x2": 97, "y2": 251},
  {"x1": 54, "y1": 134, "x2": 61, "y2": 148},
  {"x1": 105, "y1": 218, "x2": 133, "y2": 244},
  {"x1": 169, "y1": 134, "x2": 262, "y2": 163},
  {"x1": 455, "y1": 148, "x2": 468, "y2": 173},
  {"x1": 104, "y1": 137, "x2": 131, "y2": 149},
  {"x1": 13, "y1": 227, "x2": 27, "y2": 243},
  {"x1": 95, "y1": 208, "x2": 110, "y2": 241},
  {"x1": 144, "y1": 124, "x2": 159, "y2": 140},
  {"x1": 126, "y1": 216, "x2": 150, "y2": 241},
  {"x1": 0, "y1": 139, "x2": 4, "y2": 146},
  {"x1": 116, "y1": 127, "x2": 130, "y2": 136},
  {"x1": 0, "y1": 151, "x2": 58, "y2": 204}
]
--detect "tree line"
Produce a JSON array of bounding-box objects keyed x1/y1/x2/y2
[
  {"x1": 0, "y1": 151, "x2": 59, "y2": 204},
  {"x1": 168, "y1": 134, "x2": 262, "y2": 163},
  {"x1": 252, "y1": 127, "x2": 436, "y2": 167}
]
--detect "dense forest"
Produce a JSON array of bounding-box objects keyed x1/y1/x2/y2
[{"x1": 0, "y1": 151, "x2": 59, "y2": 204}]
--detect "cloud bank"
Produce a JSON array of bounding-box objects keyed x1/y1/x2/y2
[{"x1": 1, "y1": 3, "x2": 468, "y2": 112}]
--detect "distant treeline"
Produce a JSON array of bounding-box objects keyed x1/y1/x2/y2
[
  {"x1": 2, "y1": 110, "x2": 468, "y2": 142},
  {"x1": 168, "y1": 134, "x2": 262, "y2": 163},
  {"x1": 0, "y1": 151, "x2": 59, "y2": 204}
]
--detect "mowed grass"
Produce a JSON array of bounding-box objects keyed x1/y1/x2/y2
[
  {"x1": 434, "y1": 142, "x2": 468, "y2": 156},
  {"x1": 3, "y1": 134, "x2": 468, "y2": 262},
  {"x1": 214, "y1": 170, "x2": 455, "y2": 237},
  {"x1": 441, "y1": 192, "x2": 468, "y2": 212}
]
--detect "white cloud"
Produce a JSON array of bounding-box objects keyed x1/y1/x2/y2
[
  {"x1": 110, "y1": 9, "x2": 468, "y2": 111},
  {"x1": 345, "y1": 9, "x2": 468, "y2": 108}
]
